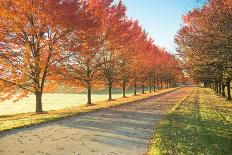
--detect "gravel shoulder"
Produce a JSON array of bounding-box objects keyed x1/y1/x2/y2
[{"x1": 0, "y1": 87, "x2": 193, "y2": 155}]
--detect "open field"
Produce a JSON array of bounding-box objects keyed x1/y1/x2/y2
[
  {"x1": 0, "y1": 87, "x2": 192, "y2": 155},
  {"x1": 148, "y1": 87, "x2": 232, "y2": 155},
  {"x1": 0, "y1": 88, "x2": 152, "y2": 116}
]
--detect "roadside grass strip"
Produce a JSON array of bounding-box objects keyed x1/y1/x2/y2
[
  {"x1": 148, "y1": 87, "x2": 232, "y2": 155},
  {"x1": 0, "y1": 88, "x2": 178, "y2": 132}
]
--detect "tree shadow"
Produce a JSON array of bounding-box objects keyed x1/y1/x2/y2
[
  {"x1": 0, "y1": 87, "x2": 189, "y2": 154},
  {"x1": 0, "y1": 91, "x2": 181, "y2": 151},
  {"x1": 155, "y1": 91, "x2": 232, "y2": 155}
]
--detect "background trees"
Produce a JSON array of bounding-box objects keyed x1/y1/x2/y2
[
  {"x1": 175, "y1": 0, "x2": 232, "y2": 100},
  {"x1": 0, "y1": 0, "x2": 183, "y2": 113}
]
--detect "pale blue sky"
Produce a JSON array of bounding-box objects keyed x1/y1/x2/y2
[{"x1": 121, "y1": 0, "x2": 204, "y2": 53}]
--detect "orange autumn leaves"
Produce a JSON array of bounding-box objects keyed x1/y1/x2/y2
[{"x1": 0, "y1": 0, "x2": 183, "y2": 112}]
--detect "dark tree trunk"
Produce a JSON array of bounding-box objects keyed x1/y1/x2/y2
[
  {"x1": 216, "y1": 83, "x2": 219, "y2": 93},
  {"x1": 222, "y1": 84, "x2": 226, "y2": 97},
  {"x1": 219, "y1": 83, "x2": 222, "y2": 94},
  {"x1": 134, "y1": 84, "x2": 137, "y2": 96},
  {"x1": 142, "y1": 83, "x2": 145, "y2": 94},
  {"x1": 87, "y1": 85, "x2": 92, "y2": 104},
  {"x1": 122, "y1": 80, "x2": 126, "y2": 98},
  {"x1": 35, "y1": 91, "x2": 43, "y2": 113},
  {"x1": 226, "y1": 79, "x2": 231, "y2": 100},
  {"x1": 161, "y1": 82, "x2": 163, "y2": 89},
  {"x1": 149, "y1": 83, "x2": 152, "y2": 93},
  {"x1": 35, "y1": 50, "x2": 51, "y2": 113},
  {"x1": 108, "y1": 81, "x2": 112, "y2": 101},
  {"x1": 204, "y1": 82, "x2": 207, "y2": 88},
  {"x1": 153, "y1": 82, "x2": 156, "y2": 92}
]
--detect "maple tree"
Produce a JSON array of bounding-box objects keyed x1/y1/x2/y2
[
  {"x1": 127, "y1": 21, "x2": 148, "y2": 96},
  {"x1": 0, "y1": 0, "x2": 91, "y2": 112},
  {"x1": 58, "y1": 0, "x2": 106, "y2": 104},
  {"x1": 148, "y1": 47, "x2": 182, "y2": 91},
  {"x1": 100, "y1": 1, "x2": 128, "y2": 101},
  {"x1": 176, "y1": 0, "x2": 232, "y2": 100},
  {"x1": 0, "y1": 0, "x2": 184, "y2": 112}
]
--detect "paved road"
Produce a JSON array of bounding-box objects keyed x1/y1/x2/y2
[{"x1": 0, "y1": 87, "x2": 192, "y2": 155}]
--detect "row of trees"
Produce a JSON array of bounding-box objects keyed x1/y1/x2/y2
[
  {"x1": 0, "y1": 0, "x2": 183, "y2": 113},
  {"x1": 176, "y1": 0, "x2": 232, "y2": 100}
]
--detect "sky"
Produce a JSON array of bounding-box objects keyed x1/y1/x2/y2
[{"x1": 121, "y1": 0, "x2": 203, "y2": 54}]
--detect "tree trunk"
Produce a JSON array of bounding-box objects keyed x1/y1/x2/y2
[
  {"x1": 219, "y1": 83, "x2": 222, "y2": 94},
  {"x1": 108, "y1": 81, "x2": 112, "y2": 101},
  {"x1": 226, "y1": 79, "x2": 231, "y2": 100},
  {"x1": 87, "y1": 85, "x2": 92, "y2": 104},
  {"x1": 153, "y1": 82, "x2": 156, "y2": 92},
  {"x1": 149, "y1": 83, "x2": 152, "y2": 93},
  {"x1": 216, "y1": 83, "x2": 219, "y2": 93},
  {"x1": 222, "y1": 84, "x2": 226, "y2": 97},
  {"x1": 122, "y1": 80, "x2": 126, "y2": 98},
  {"x1": 134, "y1": 84, "x2": 137, "y2": 96},
  {"x1": 161, "y1": 82, "x2": 163, "y2": 89},
  {"x1": 35, "y1": 91, "x2": 43, "y2": 113},
  {"x1": 142, "y1": 83, "x2": 145, "y2": 94},
  {"x1": 204, "y1": 82, "x2": 207, "y2": 88}
]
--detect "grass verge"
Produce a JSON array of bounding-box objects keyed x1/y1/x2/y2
[
  {"x1": 147, "y1": 87, "x2": 232, "y2": 155},
  {"x1": 0, "y1": 88, "x2": 178, "y2": 132}
]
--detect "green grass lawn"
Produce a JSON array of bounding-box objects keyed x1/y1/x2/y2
[
  {"x1": 148, "y1": 87, "x2": 232, "y2": 155},
  {"x1": 0, "y1": 87, "x2": 152, "y2": 115}
]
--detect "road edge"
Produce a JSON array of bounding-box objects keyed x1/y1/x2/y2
[
  {"x1": 0, "y1": 87, "x2": 181, "y2": 134},
  {"x1": 146, "y1": 87, "x2": 196, "y2": 155}
]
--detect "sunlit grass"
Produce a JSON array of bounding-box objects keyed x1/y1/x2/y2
[
  {"x1": 0, "y1": 87, "x2": 152, "y2": 115},
  {"x1": 0, "y1": 88, "x2": 177, "y2": 132},
  {"x1": 148, "y1": 87, "x2": 232, "y2": 155}
]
